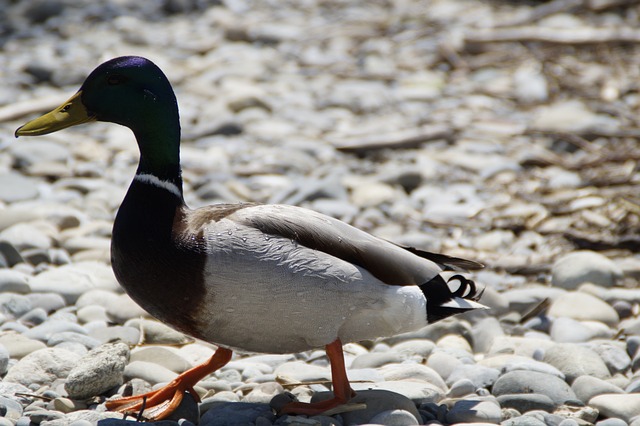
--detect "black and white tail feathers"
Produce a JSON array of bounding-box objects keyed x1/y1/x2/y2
[{"x1": 421, "y1": 274, "x2": 486, "y2": 323}]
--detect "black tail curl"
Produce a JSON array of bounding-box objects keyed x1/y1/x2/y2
[{"x1": 421, "y1": 274, "x2": 484, "y2": 324}]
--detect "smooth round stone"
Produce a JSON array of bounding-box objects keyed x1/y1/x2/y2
[
  {"x1": 243, "y1": 382, "x2": 284, "y2": 404},
  {"x1": 550, "y1": 317, "x2": 613, "y2": 343},
  {"x1": 496, "y1": 393, "x2": 557, "y2": 413},
  {"x1": 589, "y1": 394, "x2": 640, "y2": 422},
  {"x1": 492, "y1": 371, "x2": 577, "y2": 405},
  {"x1": 23, "y1": 409, "x2": 64, "y2": 423},
  {"x1": 0, "y1": 332, "x2": 46, "y2": 358},
  {"x1": 311, "y1": 389, "x2": 421, "y2": 425},
  {"x1": 200, "y1": 402, "x2": 275, "y2": 425},
  {"x1": 0, "y1": 242, "x2": 24, "y2": 267},
  {"x1": 18, "y1": 307, "x2": 47, "y2": 325},
  {"x1": 447, "y1": 378, "x2": 476, "y2": 398},
  {"x1": 65, "y1": 343, "x2": 129, "y2": 399},
  {"x1": 202, "y1": 391, "x2": 240, "y2": 403},
  {"x1": 558, "y1": 420, "x2": 580, "y2": 426},
  {"x1": 26, "y1": 293, "x2": 66, "y2": 313},
  {"x1": 48, "y1": 332, "x2": 101, "y2": 349},
  {"x1": 380, "y1": 363, "x2": 447, "y2": 390},
  {"x1": 445, "y1": 364, "x2": 500, "y2": 389},
  {"x1": 130, "y1": 346, "x2": 192, "y2": 373},
  {"x1": 543, "y1": 343, "x2": 611, "y2": 383},
  {"x1": 437, "y1": 334, "x2": 472, "y2": 353},
  {"x1": 548, "y1": 291, "x2": 619, "y2": 326},
  {"x1": 274, "y1": 361, "x2": 330, "y2": 383},
  {"x1": 0, "y1": 222, "x2": 52, "y2": 250},
  {"x1": 89, "y1": 325, "x2": 140, "y2": 345},
  {"x1": 124, "y1": 360, "x2": 178, "y2": 385},
  {"x1": 613, "y1": 300, "x2": 634, "y2": 319},
  {"x1": 52, "y1": 397, "x2": 87, "y2": 414},
  {"x1": 369, "y1": 409, "x2": 420, "y2": 426},
  {"x1": 349, "y1": 351, "x2": 404, "y2": 369},
  {"x1": 4, "y1": 348, "x2": 80, "y2": 387},
  {"x1": 426, "y1": 351, "x2": 463, "y2": 380},
  {"x1": 502, "y1": 286, "x2": 566, "y2": 314},
  {"x1": 552, "y1": 251, "x2": 623, "y2": 289},
  {"x1": 392, "y1": 339, "x2": 436, "y2": 358},
  {"x1": 0, "y1": 172, "x2": 39, "y2": 202},
  {"x1": 76, "y1": 305, "x2": 110, "y2": 323},
  {"x1": 23, "y1": 320, "x2": 87, "y2": 342},
  {"x1": 29, "y1": 262, "x2": 119, "y2": 304},
  {"x1": 366, "y1": 380, "x2": 444, "y2": 403},
  {"x1": 0, "y1": 270, "x2": 30, "y2": 293},
  {"x1": 488, "y1": 336, "x2": 555, "y2": 357},
  {"x1": 445, "y1": 397, "x2": 501, "y2": 424},
  {"x1": 480, "y1": 354, "x2": 565, "y2": 379},
  {"x1": 75, "y1": 289, "x2": 120, "y2": 309},
  {"x1": 125, "y1": 319, "x2": 192, "y2": 345},
  {"x1": 596, "y1": 418, "x2": 629, "y2": 426},
  {"x1": 104, "y1": 293, "x2": 148, "y2": 323}
]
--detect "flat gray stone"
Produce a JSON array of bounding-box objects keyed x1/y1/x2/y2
[
  {"x1": 350, "y1": 351, "x2": 404, "y2": 369},
  {"x1": 589, "y1": 394, "x2": 640, "y2": 422},
  {"x1": 123, "y1": 360, "x2": 178, "y2": 385},
  {"x1": 125, "y1": 319, "x2": 193, "y2": 345},
  {"x1": 65, "y1": 343, "x2": 130, "y2": 399},
  {"x1": 497, "y1": 393, "x2": 557, "y2": 413},
  {"x1": 550, "y1": 317, "x2": 613, "y2": 343},
  {"x1": 130, "y1": 346, "x2": 192, "y2": 373},
  {"x1": 552, "y1": 251, "x2": 623, "y2": 289},
  {"x1": 0, "y1": 270, "x2": 30, "y2": 294},
  {"x1": 446, "y1": 363, "x2": 500, "y2": 389},
  {"x1": 0, "y1": 332, "x2": 47, "y2": 358},
  {"x1": 200, "y1": 402, "x2": 274, "y2": 425},
  {"x1": 492, "y1": 370, "x2": 577, "y2": 405},
  {"x1": 572, "y1": 375, "x2": 624, "y2": 404},
  {"x1": 548, "y1": 291, "x2": 619, "y2": 326},
  {"x1": 543, "y1": 343, "x2": 611, "y2": 383},
  {"x1": 0, "y1": 173, "x2": 39, "y2": 202},
  {"x1": 380, "y1": 363, "x2": 446, "y2": 390},
  {"x1": 445, "y1": 397, "x2": 501, "y2": 424}
]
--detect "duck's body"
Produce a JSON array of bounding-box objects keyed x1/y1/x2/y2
[{"x1": 16, "y1": 56, "x2": 485, "y2": 420}]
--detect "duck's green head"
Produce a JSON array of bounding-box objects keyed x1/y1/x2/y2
[{"x1": 16, "y1": 56, "x2": 181, "y2": 176}]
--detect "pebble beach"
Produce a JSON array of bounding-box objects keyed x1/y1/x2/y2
[{"x1": 0, "y1": 0, "x2": 639, "y2": 425}]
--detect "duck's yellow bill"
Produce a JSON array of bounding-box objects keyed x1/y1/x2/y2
[{"x1": 15, "y1": 91, "x2": 95, "y2": 137}]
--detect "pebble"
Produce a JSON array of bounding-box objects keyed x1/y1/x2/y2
[
  {"x1": 589, "y1": 394, "x2": 640, "y2": 422},
  {"x1": 0, "y1": 332, "x2": 47, "y2": 358},
  {"x1": 380, "y1": 363, "x2": 447, "y2": 390},
  {"x1": 445, "y1": 397, "x2": 502, "y2": 424},
  {"x1": 123, "y1": 360, "x2": 179, "y2": 385},
  {"x1": 543, "y1": 343, "x2": 611, "y2": 383},
  {"x1": 130, "y1": 346, "x2": 192, "y2": 373},
  {"x1": 65, "y1": 343, "x2": 130, "y2": 399},
  {"x1": 548, "y1": 291, "x2": 619, "y2": 326},
  {"x1": 0, "y1": 269, "x2": 30, "y2": 293},
  {"x1": 4, "y1": 348, "x2": 81, "y2": 387},
  {"x1": 571, "y1": 375, "x2": 625, "y2": 404},
  {"x1": 492, "y1": 370, "x2": 577, "y2": 405},
  {"x1": 551, "y1": 251, "x2": 623, "y2": 289},
  {"x1": 496, "y1": 393, "x2": 557, "y2": 413}
]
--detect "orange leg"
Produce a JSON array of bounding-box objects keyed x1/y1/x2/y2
[
  {"x1": 106, "y1": 347, "x2": 232, "y2": 421},
  {"x1": 279, "y1": 339, "x2": 356, "y2": 415}
]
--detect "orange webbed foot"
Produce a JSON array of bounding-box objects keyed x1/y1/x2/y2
[{"x1": 105, "y1": 347, "x2": 232, "y2": 421}]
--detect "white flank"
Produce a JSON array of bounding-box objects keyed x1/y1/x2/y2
[{"x1": 135, "y1": 173, "x2": 182, "y2": 198}]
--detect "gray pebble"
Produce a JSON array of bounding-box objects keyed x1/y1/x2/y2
[
  {"x1": 0, "y1": 173, "x2": 39, "y2": 203},
  {"x1": 0, "y1": 332, "x2": 44, "y2": 359},
  {"x1": 571, "y1": 375, "x2": 624, "y2": 404},
  {"x1": 0, "y1": 293, "x2": 32, "y2": 318},
  {"x1": 0, "y1": 396, "x2": 24, "y2": 421},
  {"x1": 447, "y1": 378, "x2": 476, "y2": 398},
  {"x1": 4, "y1": 348, "x2": 80, "y2": 387},
  {"x1": 380, "y1": 363, "x2": 446, "y2": 390},
  {"x1": 596, "y1": 419, "x2": 629, "y2": 426},
  {"x1": 349, "y1": 351, "x2": 404, "y2": 369},
  {"x1": 590, "y1": 342, "x2": 631, "y2": 375},
  {"x1": 23, "y1": 319, "x2": 87, "y2": 342},
  {"x1": 492, "y1": 370, "x2": 576, "y2": 405},
  {"x1": 496, "y1": 393, "x2": 557, "y2": 413},
  {"x1": 65, "y1": 342, "x2": 129, "y2": 399},
  {"x1": 550, "y1": 317, "x2": 613, "y2": 343},
  {"x1": 391, "y1": 339, "x2": 435, "y2": 358},
  {"x1": 123, "y1": 360, "x2": 178, "y2": 385},
  {"x1": 446, "y1": 363, "x2": 500, "y2": 389},
  {"x1": 0, "y1": 269, "x2": 30, "y2": 293},
  {"x1": 548, "y1": 291, "x2": 619, "y2": 326},
  {"x1": 89, "y1": 325, "x2": 140, "y2": 345},
  {"x1": 26, "y1": 292, "x2": 66, "y2": 313},
  {"x1": 125, "y1": 318, "x2": 193, "y2": 345},
  {"x1": 551, "y1": 251, "x2": 623, "y2": 289},
  {"x1": 543, "y1": 343, "x2": 611, "y2": 383},
  {"x1": 589, "y1": 394, "x2": 640, "y2": 422},
  {"x1": 130, "y1": 346, "x2": 192, "y2": 373},
  {"x1": 445, "y1": 397, "x2": 501, "y2": 424},
  {"x1": 369, "y1": 409, "x2": 419, "y2": 426},
  {"x1": 48, "y1": 331, "x2": 102, "y2": 349}
]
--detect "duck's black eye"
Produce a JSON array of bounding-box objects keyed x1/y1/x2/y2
[{"x1": 107, "y1": 74, "x2": 124, "y2": 85}]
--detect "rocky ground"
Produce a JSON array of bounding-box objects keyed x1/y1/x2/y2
[{"x1": 0, "y1": 0, "x2": 639, "y2": 425}]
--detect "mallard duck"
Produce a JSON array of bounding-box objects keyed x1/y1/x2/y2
[{"x1": 16, "y1": 56, "x2": 485, "y2": 420}]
